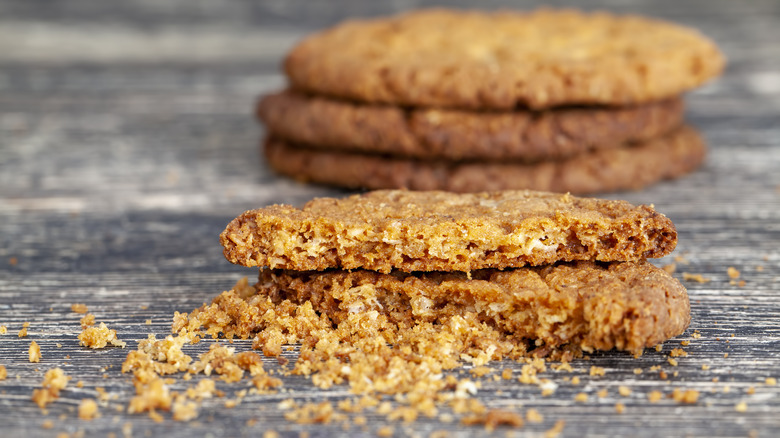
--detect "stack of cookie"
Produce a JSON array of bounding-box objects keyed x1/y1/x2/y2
[
  {"x1": 258, "y1": 9, "x2": 724, "y2": 194},
  {"x1": 220, "y1": 189, "x2": 690, "y2": 354}
]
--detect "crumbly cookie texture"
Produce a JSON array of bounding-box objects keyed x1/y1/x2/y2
[
  {"x1": 258, "y1": 261, "x2": 690, "y2": 354},
  {"x1": 263, "y1": 125, "x2": 706, "y2": 195},
  {"x1": 220, "y1": 190, "x2": 676, "y2": 273},
  {"x1": 258, "y1": 90, "x2": 684, "y2": 161},
  {"x1": 284, "y1": 8, "x2": 724, "y2": 110}
]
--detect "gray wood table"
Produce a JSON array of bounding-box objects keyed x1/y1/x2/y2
[{"x1": 1, "y1": 0, "x2": 779, "y2": 436}]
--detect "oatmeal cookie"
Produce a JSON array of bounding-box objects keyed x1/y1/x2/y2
[
  {"x1": 258, "y1": 90, "x2": 684, "y2": 161},
  {"x1": 284, "y1": 8, "x2": 724, "y2": 110},
  {"x1": 221, "y1": 189, "x2": 676, "y2": 273},
  {"x1": 258, "y1": 260, "x2": 690, "y2": 354},
  {"x1": 263, "y1": 125, "x2": 706, "y2": 195}
]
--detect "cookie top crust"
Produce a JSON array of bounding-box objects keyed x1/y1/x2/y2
[
  {"x1": 262, "y1": 260, "x2": 690, "y2": 354},
  {"x1": 221, "y1": 190, "x2": 677, "y2": 273},
  {"x1": 258, "y1": 90, "x2": 684, "y2": 161},
  {"x1": 284, "y1": 8, "x2": 725, "y2": 110}
]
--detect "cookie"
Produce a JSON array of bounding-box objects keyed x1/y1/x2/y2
[
  {"x1": 221, "y1": 189, "x2": 676, "y2": 273},
  {"x1": 284, "y1": 8, "x2": 724, "y2": 110},
  {"x1": 263, "y1": 125, "x2": 706, "y2": 195},
  {"x1": 258, "y1": 90, "x2": 684, "y2": 161},
  {"x1": 258, "y1": 261, "x2": 690, "y2": 354}
]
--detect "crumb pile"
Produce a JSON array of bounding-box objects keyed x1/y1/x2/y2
[
  {"x1": 17, "y1": 190, "x2": 702, "y2": 432},
  {"x1": 257, "y1": 8, "x2": 724, "y2": 193},
  {"x1": 133, "y1": 189, "x2": 689, "y2": 424}
]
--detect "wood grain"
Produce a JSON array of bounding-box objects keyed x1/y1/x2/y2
[{"x1": 1, "y1": 0, "x2": 779, "y2": 436}]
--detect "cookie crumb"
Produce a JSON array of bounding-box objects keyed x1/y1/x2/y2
[
  {"x1": 32, "y1": 368, "x2": 69, "y2": 408},
  {"x1": 79, "y1": 399, "x2": 100, "y2": 420},
  {"x1": 461, "y1": 409, "x2": 524, "y2": 431},
  {"x1": 574, "y1": 392, "x2": 588, "y2": 402},
  {"x1": 618, "y1": 386, "x2": 631, "y2": 397},
  {"x1": 589, "y1": 366, "x2": 605, "y2": 376},
  {"x1": 615, "y1": 402, "x2": 625, "y2": 414},
  {"x1": 647, "y1": 391, "x2": 663, "y2": 403},
  {"x1": 682, "y1": 273, "x2": 710, "y2": 283},
  {"x1": 597, "y1": 389, "x2": 608, "y2": 398},
  {"x1": 525, "y1": 408, "x2": 543, "y2": 423},
  {"x1": 735, "y1": 401, "x2": 748, "y2": 412},
  {"x1": 469, "y1": 366, "x2": 493, "y2": 378},
  {"x1": 0, "y1": 325, "x2": 7, "y2": 334},
  {"x1": 671, "y1": 388, "x2": 699, "y2": 404},
  {"x1": 377, "y1": 426, "x2": 394, "y2": 437},
  {"x1": 633, "y1": 368, "x2": 643, "y2": 375},
  {"x1": 71, "y1": 304, "x2": 89, "y2": 314},
  {"x1": 41, "y1": 419, "x2": 54, "y2": 429},
  {"x1": 766, "y1": 377, "x2": 777, "y2": 386},
  {"x1": 0, "y1": 365, "x2": 6, "y2": 380},
  {"x1": 79, "y1": 322, "x2": 126, "y2": 349},
  {"x1": 727, "y1": 267, "x2": 740, "y2": 279},
  {"x1": 172, "y1": 399, "x2": 198, "y2": 421},
  {"x1": 701, "y1": 364, "x2": 711, "y2": 371},
  {"x1": 29, "y1": 341, "x2": 41, "y2": 363},
  {"x1": 662, "y1": 264, "x2": 677, "y2": 274},
  {"x1": 544, "y1": 420, "x2": 566, "y2": 438},
  {"x1": 80, "y1": 314, "x2": 95, "y2": 329}
]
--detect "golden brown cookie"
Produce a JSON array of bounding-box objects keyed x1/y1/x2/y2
[
  {"x1": 221, "y1": 189, "x2": 676, "y2": 273},
  {"x1": 263, "y1": 125, "x2": 706, "y2": 195},
  {"x1": 259, "y1": 90, "x2": 684, "y2": 161},
  {"x1": 284, "y1": 8, "x2": 724, "y2": 110},
  {"x1": 259, "y1": 261, "x2": 690, "y2": 354}
]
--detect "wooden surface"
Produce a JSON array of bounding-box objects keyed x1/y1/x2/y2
[{"x1": 1, "y1": 0, "x2": 779, "y2": 436}]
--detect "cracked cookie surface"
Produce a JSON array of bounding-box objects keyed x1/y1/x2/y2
[
  {"x1": 221, "y1": 189, "x2": 676, "y2": 273},
  {"x1": 256, "y1": 261, "x2": 690, "y2": 354},
  {"x1": 284, "y1": 8, "x2": 724, "y2": 110}
]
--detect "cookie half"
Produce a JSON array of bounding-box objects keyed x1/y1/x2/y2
[
  {"x1": 285, "y1": 8, "x2": 725, "y2": 110},
  {"x1": 259, "y1": 90, "x2": 684, "y2": 161},
  {"x1": 221, "y1": 189, "x2": 676, "y2": 273},
  {"x1": 263, "y1": 125, "x2": 706, "y2": 195},
  {"x1": 259, "y1": 261, "x2": 690, "y2": 354}
]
